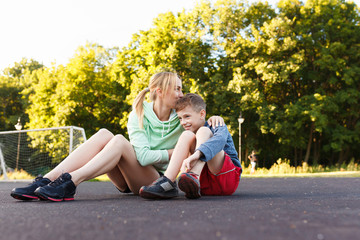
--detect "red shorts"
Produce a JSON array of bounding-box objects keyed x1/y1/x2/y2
[{"x1": 200, "y1": 153, "x2": 242, "y2": 196}]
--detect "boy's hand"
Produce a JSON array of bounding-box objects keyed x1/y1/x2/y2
[
  {"x1": 207, "y1": 115, "x2": 224, "y2": 127},
  {"x1": 181, "y1": 150, "x2": 202, "y2": 172}
]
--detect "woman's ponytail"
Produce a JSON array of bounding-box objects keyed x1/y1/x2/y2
[
  {"x1": 132, "y1": 72, "x2": 178, "y2": 128},
  {"x1": 133, "y1": 88, "x2": 150, "y2": 129}
]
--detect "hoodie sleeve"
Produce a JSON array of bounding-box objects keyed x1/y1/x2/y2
[{"x1": 127, "y1": 111, "x2": 169, "y2": 167}]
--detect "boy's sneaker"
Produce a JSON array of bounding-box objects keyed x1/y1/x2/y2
[
  {"x1": 139, "y1": 176, "x2": 178, "y2": 200},
  {"x1": 34, "y1": 173, "x2": 76, "y2": 202},
  {"x1": 177, "y1": 172, "x2": 201, "y2": 199},
  {"x1": 11, "y1": 175, "x2": 51, "y2": 200}
]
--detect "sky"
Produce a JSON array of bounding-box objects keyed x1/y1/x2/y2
[{"x1": 0, "y1": 0, "x2": 359, "y2": 71}]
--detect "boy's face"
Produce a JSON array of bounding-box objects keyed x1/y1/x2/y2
[{"x1": 176, "y1": 105, "x2": 206, "y2": 133}]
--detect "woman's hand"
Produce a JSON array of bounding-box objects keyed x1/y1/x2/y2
[{"x1": 207, "y1": 115, "x2": 224, "y2": 127}]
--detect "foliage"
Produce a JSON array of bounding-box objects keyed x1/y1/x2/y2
[
  {"x1": 0, "y1": 0, "x2": 359, "y2": 167},
  {"x1": 0, "y1": 58, "x2": 43, "y2": 130},
  {"x1": 227, "y1": 0, "x2": 360, "y2": 166}
]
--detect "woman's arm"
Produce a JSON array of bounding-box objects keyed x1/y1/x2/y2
[
  {"x1": 207, "y1": 115, "x2": 225, "y2": 127},
  {"x1": 127, "y1": 111, "x2": 169, "y2": 166}
]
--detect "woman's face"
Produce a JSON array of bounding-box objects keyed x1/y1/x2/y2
[{"x1": 164, "y1": 78, "x2": 183, "y2": 108}]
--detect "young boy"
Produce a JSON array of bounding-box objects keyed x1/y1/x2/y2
[{"x1": 139, "y1": 93, "x2": 242, "y2": 199}]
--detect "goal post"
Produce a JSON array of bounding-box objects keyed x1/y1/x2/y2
[{"x1": 0, "y1": 126, "x2": 87, "y2": 181}]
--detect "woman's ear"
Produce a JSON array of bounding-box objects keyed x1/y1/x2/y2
[{"x1": 156, "y1": 88, "x2": 163, "y2": 98}]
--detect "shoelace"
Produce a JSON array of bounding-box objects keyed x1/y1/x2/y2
[
  {"x1": 28, "y1": 176, "x2": 43, "y2": 186},
  {"x1": 49, "y1": 176, "x2": 66, "y2": 187},
  {"x1": 187, "y1": 172, "x2": 199, "y2": 180}
]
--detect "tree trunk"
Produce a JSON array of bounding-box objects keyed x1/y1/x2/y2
[
  {"x1": 317, "y1": 134, "x2": 322, "y2": 164},
  {"x1": 338, "y1": 149, "x2": 344, "y2": 166},
  {"x1": 244, "y1": 147, "x2": 249, "y2": 167},
  {"x1": 329, "y1": 152, "x2": 335, "y2": 166},
  {"x1": 313, "y1": 135, "x2": 320, "y2": 165},
  {"x1": 304, "y1": 123, "x2": 314, "y2": 164},
  {"x1": 338, "y1": 147, "x2": 350, "y2": 167},
  {"x1": 294, "y1": 147, "x2": 298, "y2": 168}
]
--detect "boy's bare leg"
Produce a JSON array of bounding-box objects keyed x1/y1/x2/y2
[
  {"x1": 164, "y1": 131, "x2": 196, "y2": 181},
  {"x1": 44, "y1": 128, "x2": 114, "y2": 181},
  {"x1": 191, "y1": 127, "x2": 225, "y2": 175},
  {"x1": 164, "y1": 126, "x2": 226, "y2": 181},
  {"x1": 189, "y1": 160, "x2": 206, "y2": 176}
]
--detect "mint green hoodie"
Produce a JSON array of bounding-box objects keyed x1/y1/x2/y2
[{"x1": 127, "y1": 101, "x2": 184, "y2": 173}]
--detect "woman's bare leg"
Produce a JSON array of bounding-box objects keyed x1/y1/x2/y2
[
  {"x1": 115, "y1": 135, "x2": 161, "y2": 194},
  {"x1": 106, "y1": 167, "x2": 128, "y2": 192},
  {"x1": 68, "y1": 134, "x2": 160, "y2": 194},
  {"x1": 44, "y1": 129, "x2": 114, "y2": 181}
]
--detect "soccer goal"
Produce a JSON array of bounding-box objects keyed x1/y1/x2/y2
[{"x1": 0, "y1": 126, "x2": 87, "y2": 181}]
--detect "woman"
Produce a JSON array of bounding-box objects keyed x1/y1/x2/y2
[{"x1": 11, "y1": 72, "x2": 223, "y2": 201}]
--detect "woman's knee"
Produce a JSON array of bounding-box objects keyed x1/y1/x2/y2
[
  {"x1": 104, "y1": 134, "x2": 128, "y2": 155},
  {"x1": 89, "y1": 128, "x2": 114, "y2": 147},
  {"x1": 97, "y1": 128, "x2": 114, "y2": 139},
  {"x1": 111, "y1": 134, "x2": 130, "y2": 148}
]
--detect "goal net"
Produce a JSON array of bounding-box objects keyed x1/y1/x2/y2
[{"x1": 0, "y1": 126, "x2": 87, "y2": 181}]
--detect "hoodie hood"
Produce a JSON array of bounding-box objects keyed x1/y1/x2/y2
[
  {"x1": 127, "y1": 101, "x2": 184, "y2": 173},
  {"x1": 143, "y1": 102, "x2": 180, "y2": 139}
]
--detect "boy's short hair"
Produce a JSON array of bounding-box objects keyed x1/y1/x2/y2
[{"x1": 175, "y1": 93, "x2": 206, "y2": 112}]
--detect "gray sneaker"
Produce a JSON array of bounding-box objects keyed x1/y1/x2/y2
[{"x1": 139, "y1": 176, "x2": 178, "y2": 200}]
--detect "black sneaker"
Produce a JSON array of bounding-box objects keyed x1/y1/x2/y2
[
  {"x1": 177, "y1": 172, "x2": 201, "y2": 199},
  {"x1": 34, "y1": 173, "x2": 76, "y2": 202},
  {"x1": 139, "y1": 176, "x2": 178, "y2": 200},
  {"x1": 116, "y1": 186, "x2": 131, "y2": 193},
  {"x1": 11, "y1": 175, "x2": 51, "y2": 201}
]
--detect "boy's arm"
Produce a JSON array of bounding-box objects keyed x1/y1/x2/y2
[
  {"x1": 196, "y1": 125, "x2": 228, "y2": 162},
  {"x1": 180, "y1": 150, "x2": 202, "y2": 173}
]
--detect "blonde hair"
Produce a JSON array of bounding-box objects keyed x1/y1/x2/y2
[{"x1": 133, "y1": 72, "x2": 179, "y2": 128}]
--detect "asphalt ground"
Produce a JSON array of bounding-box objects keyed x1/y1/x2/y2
[{"x1": 1, "y1": 178, "x2": 359, "y2": 240}]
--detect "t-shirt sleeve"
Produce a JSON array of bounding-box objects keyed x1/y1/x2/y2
[{"x1": 127, "y1": 111, "x2": 169, "y2": 166}]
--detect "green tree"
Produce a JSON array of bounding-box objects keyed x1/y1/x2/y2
[
  {"x1": 23, "y1": 43, "x2": 129, "y2": 163},
  {"x1": 3, "y1": 0, "x2": 359, "y2": 168},
  {"x1": 0, "y1": 58, "x2": 43, "y2": 130},
  {"x1": 228, "y1": 0, "x2": 360, "y2": 166},
  {"x1": 110, "y1": 9, "x2": 217, "y2": 129}
]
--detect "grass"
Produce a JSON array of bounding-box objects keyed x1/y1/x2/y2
[
  {"x1": 1, "y1": 159, "x2": 359, "y2": 180},
  {"x1": 242, "y1": 171, "x2": 360, "y2": 178},
  {"x1": 242, "y1": 158, "x2": 360, "y2": 178},
  {"x1": 0, "y1": 169, "x2": 35, "y2": 180}
]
